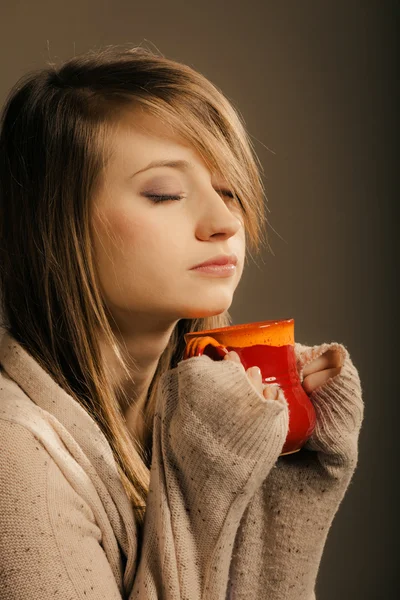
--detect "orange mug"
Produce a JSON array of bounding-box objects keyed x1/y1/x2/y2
[{"x1": 183, "y1": 318, "x2": 316, "y2": 456}]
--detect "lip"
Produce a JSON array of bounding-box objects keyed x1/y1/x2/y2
[{"x1": 190, "y1": 253, "x2": 238, "y2": 269}]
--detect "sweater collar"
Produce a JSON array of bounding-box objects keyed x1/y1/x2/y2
[{"x1": 0, "y1": 330, "x2": 139, "y2": 595}]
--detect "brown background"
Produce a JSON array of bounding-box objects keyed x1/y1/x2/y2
[{"x1": 0, "y1": 1, "x2": 397, "y2": 598}]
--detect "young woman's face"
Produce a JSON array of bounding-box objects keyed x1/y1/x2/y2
[{"x1": 92, "y1": 110, "x2": 246, "y2": 333}]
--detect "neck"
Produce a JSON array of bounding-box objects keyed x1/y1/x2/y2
[{"x1": 100, "y1": 318, "x2": 179, "y2": 428}]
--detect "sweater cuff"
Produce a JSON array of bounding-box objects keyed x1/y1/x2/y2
[
  {"x1": 294, "y1": 341, "x2": 364, "y2": 472},
  {"x1": 165, "y1": 354, "x2": 289, "y2": 464}
]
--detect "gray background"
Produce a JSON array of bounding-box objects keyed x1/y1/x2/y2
[{"x1": 0, "y1": 1, "x2": 397, "y2": 598}]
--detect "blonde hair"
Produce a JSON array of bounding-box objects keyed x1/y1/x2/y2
[{"x1": 0, "y1": 44, "x2": 270, "y2": 540}]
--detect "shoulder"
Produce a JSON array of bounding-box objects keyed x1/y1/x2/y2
[
  {"x1": 0, "y1": 369, "x2": 95, "y2": 507},
  {"x1": 0, "y1": 389, "x2": 100, "y2": 542},
  {"x1": 0, "y1": 418, "x2": 52, "y2": 507},
  {"x1": 0, "y1": 365, "x2": 49, "y2": 443},
  {"x1": 0, "y1": 380, "x2": 58, "y2": 490},
  {"x1": 0, "y1": 365, "x2": 44, "y2": 420},
  {"x1": 0, "y1": 399, "x2": 119, "y2": 600},
  {"x1": 0, "y1": 366, "x2": 62, "y2": 453}
]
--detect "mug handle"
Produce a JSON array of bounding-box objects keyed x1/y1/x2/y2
[{"x1": 183, "y1": 335, "x2": 230, "y2": 360}]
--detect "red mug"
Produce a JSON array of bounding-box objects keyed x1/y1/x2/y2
[{"x1": 183, "y1": 318, "x2": 316, "y2": 456}]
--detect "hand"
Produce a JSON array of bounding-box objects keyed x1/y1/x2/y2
[
  {"x1": 224, "y1": 347, "x2": 343, "y2": 401},
  {"x1": 224, "y1": 350, "x2": 285, "y2": 404},
  {"x1": 225, "y1": 343, "x2": 364, "y2": 600},
  {"x1": 294, "y1": 340, "x2": 363, "y2": 468},
  {"x1": 301, "y1": 347, "x2": 343, "y2": 395}
]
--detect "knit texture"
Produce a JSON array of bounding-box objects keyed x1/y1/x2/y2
[
  {"x1": 226, "y1": 341, "x2": 364, "y2": 600},
  {"x1": 130, "y1": 354, "x2": 288, "y2": 599},
  {"x1": 0, "y1": 332, "x2": 364, "y2": 599}
]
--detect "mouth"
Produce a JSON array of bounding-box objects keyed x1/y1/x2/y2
[{"x1": 190, "y1": 253, "x2": 238, "y2": 269}]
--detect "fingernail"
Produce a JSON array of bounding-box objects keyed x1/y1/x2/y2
[
  {"x1": 249, "y1": 366, "x2": 261, "y2": 379},
  {"x1": 266, "y1": 383, "x2": 281, "y2": 399}
]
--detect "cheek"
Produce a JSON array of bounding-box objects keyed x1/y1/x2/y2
[
  {"x1": 107, "y1": 206, "x2": 146, "y2": 240},
  {"x1": 93, "y1": 207, "x2": 176, "y2": 270}
]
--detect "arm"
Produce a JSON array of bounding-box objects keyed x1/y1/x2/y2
[
  {"x1": 129, "y1": 354, "x2": 289, "y2": 599},
  {"x1": 225, "y1": 341, "x2": 364, "y2": 600},
  {"x1": 0, "y1": 420, "x2": 123, "y2": 600}
]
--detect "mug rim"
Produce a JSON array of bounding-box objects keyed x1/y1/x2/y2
[{"x1": 184, "y1": 318, "x2": 294, "y2": 340}]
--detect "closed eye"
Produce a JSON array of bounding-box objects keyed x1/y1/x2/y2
[
  {"x1": 217, "y1": 189, "x2": 234, "y2": 198},
  {"x1": 145, "y1": 189, "x2": 237, "y2": 203}
]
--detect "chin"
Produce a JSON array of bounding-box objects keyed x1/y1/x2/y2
[{"x1": 181, "y1": 305, "x2": 231, "y2": 320}]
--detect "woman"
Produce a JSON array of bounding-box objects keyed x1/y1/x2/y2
[{"x1": 0, "y1": 45, "x2": 364, "y2": 599}]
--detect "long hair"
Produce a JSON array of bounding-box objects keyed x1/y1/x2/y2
[{"x1": 0, "y1": 44, "x2": 270, "y2": 537}]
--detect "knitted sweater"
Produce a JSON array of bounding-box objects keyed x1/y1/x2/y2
[{"x1": 0, "y1": 331, "x2": 364, "y2": 599}]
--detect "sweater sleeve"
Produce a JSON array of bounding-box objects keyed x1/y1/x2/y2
[
  {"x1": 129, "y1": 354, "x2": 289, "y2": 600},
  {"x1": 225, "y1": 341, "x2": 364, "y2": 600},
  {"x1": 0, "y1": 419, "x2": 123, "y2": 600}
]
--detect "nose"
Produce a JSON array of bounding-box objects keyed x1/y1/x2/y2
[{"x1": 195, "y1": 188, "x2": 244, "y2": 241}]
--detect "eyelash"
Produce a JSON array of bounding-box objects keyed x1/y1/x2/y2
[{"x1": 146, "y1": 189, "x2": 235, "y2": 203}]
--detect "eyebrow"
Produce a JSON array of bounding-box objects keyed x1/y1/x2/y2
[{"x1": 131, "y1": 159, "x2": 196, "y2": 177}]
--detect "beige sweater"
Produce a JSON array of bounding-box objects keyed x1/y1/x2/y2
[{"x1": 0, "y1": 330, "x2": 364, "y2": 599}]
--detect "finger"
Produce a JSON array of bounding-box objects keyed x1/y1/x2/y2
[
  {"x1": 263, "y1": 383, "x2": 280, "y2": 401},
  {"x1": 302, "y1": 367, "x2": 342, "y2": 395},
  {"x1": 247, "y1": 366, "x2": 263, "y2": 396},
  {"x1": 223, "y1": 353, "x2": 264, "y2": 396},
  {"x1": 302, "y1": 349, "x2": 343, "y2": 377},
  {"x1": 223, "y1": 350, "x2": 241, "y2": 363}
]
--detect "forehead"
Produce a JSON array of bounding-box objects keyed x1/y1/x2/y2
[{"x1": 107, "y1": 109, "x2": 219, "y2": 178}]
